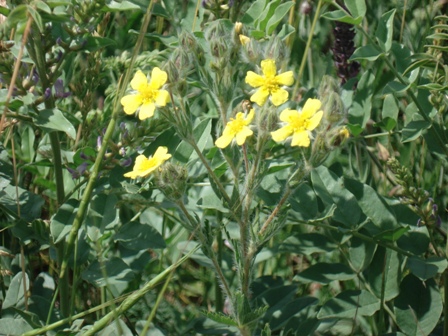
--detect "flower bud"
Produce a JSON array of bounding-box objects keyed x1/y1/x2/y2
[
  {"x1": 264, "y1": 36, "x2": 288, "y2": 62},
  {"x1": 156, "y1": 162, "x2": 188, "y2": 201}
]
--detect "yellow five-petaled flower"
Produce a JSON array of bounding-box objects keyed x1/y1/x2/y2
[
  {"x1": 271, "y1": 98, "x2": 323, "y2": 147},
  {"x1": 121, "y1": 68, "x2": 169, "y2": 120},
  {"x1": 215, "y1": 109, "x2": 255, "y2": 148},
  {"x1": 245, "y1": 59, "x2": 294, "y2": 106},
  {"x1": 124, "y1": 146, "x2": 172, "y2": 179}
]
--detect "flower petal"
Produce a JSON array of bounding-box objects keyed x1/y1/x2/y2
[
  {"x1": 245, "y1": 109, "x2": 255, "y2": 124},
  {"x1": 139, "y1": 102, "x2": 156, "y2": 120},
  {"x1": 239, "y1": 34, "x2": 250, "y2": 45},
  {"x1": 235, "y1": 127, "x2": 253, "y2": 145},
  {"x1": 150, "y1": 67, "x2": 168, "y2": 89},
  {"x1": 291, "y1": 131, "x2": 310, "y2": 147},
  {"x1": 279, "y1": 108, "x2": 298, "y2": 123},
  {"x1": 275, "y1": 71, "x2": 294, "y2": 86},
  {"x1": 271, "y1": 125, "x2": 292, "y2": 142},
  {"x1": 301, "y1": 98, "x2": 322, "y2": 119},
  {"x1": 130, "y1": 70, "x2": 148, "y2": 91},
  {"x1": 245, "y1": 71, "x2": 265, "y2": 87},
  {"x1": 306, "y1": 110, "x2": 323, "y2": 131},
  {"x1": 270, "y1": 88, "x2": 289, "y2": 106},
  {"x1": 121, "y1": 94, "x2": 142, "y2": 115},
  {"x1": 215, "y1": 133, "x2": 234, "y2": 148},
  {"x1": 153, "y1": 146, "x2": 172, "y2": 162},
  {"x1": 261, "y1": 59, "x2": 276, "y2": 77},
  {"x1": 250, "y1": 87, "x2": 270, "y2": 106},
  {"x1": 155, "y1": 89, "x2": 170, "y2": 106}
]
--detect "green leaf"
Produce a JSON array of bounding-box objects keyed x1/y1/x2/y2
[
  {"x1": 114, "y1": 221, "x2": 166, "y2": 250},
  {"x1": 82, "y1": 257, "x2": 135, "y2": 287},
  {"x1": 34, "y1": 109, "x2": 76, "y2": 140},
  {"x1": 295, "y1": 263, "x2": 356, "y2": 284},
  {"x1": 279, "y1": 233, "x2": 338, "y2": 254},
  {"x1": 266, "y1": 2, "x2": 294, "y2": 35},
  {"x1": 174, "y1": 118, "x2": 212, "y2": 163},
  {"x1": 83, "y1": 36, "x2": 117, "y2": 51},
  {"x1": 278, "y1": 23, "x2": 295, "y2": 40},
  {"x1": 344, "y1": 0, "x2": 366, "y2": 20},
  {"x1": 350, "y1": 45, "x2": 384, "y2": 61},
  {"x1": 318, "y1": 290, "x2": 380, "y2": 319},
  {"x1": 27, "y1": 6, "x2": 44, "y2": 33},
  {"x1": 3, "y1": 272, "x2": 29, "y2": 309},
  {"x1": 50, "y1": 198, "x2": 79, "y2": 243},
  {"x1": 374, "y1": 226, "x2": 410, "y2": 242},
  {"x1": 383, "y1": 80, "x2": 410, "y2": 94},
  {"x1": 407, "y1": 257, "x2": 448, "y2": 281},
  {"x1": 364, "y1": 247, "x2": 401, "y2": 301},
  {"x1": 242, "y1": 0, "x2": 269, "y2": 25},
  {"x1": 5, "y1": 5, "x2": 27, "y2": 27},
  {"x1": 380, "y1": 94, "x2": 399, "y2": 131},
  {"x1": 348, "y1": 70, "x2": 375, "y2": 128},
  {"x1": 0, "y1": 182, "x2": 44, "y2": 222},
  {"x1": 258, "y1": 0, "x2": 281, "y2": 32},
  {"x1": 202, "y1": 311, "x2": 238, "y2": 327},
  {"x1": 394, "y1": 276, "x2": 443, "y2": 336},
  {"x1": 344, "y1": 178, "x2": 399, "y2": 235},
  {"x1": 321, "y1": 10, "x2": 362, "y2": 25},
  {"x1": 311, "y1": 166, "x2": 361, "y2": 227},
  {"x1": 0, "y1": 318, "x2": 33, "y2": 335},
  {"x1": 375, "y1": 9, "x2": 396, "y2": 53},
  {"x1": 103, "y1": 0, "x2": 142, "y2": 11},
  {"x1": 267, "y1": 296, "x2": 318, "y2": 331},
  {"x1": 401, "y1": 117, "x2": 431, "y2": 143},
  {"x1": 85, "y1": 194, "x2": 119, "y2": 240},
  {"x1": 348, "y1": 234, "x2": 376, "y2": 273},
  {"x1": 289, "y1": 183, "x2": 318, "y2": 221}
]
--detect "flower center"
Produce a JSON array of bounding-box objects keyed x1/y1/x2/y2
[
  {"x1": 289, "y1": 115, "x2": 307, "y2": 132},
  {"x1": 228, "y1": 117, "x2": 245, "y2": 133},
  {"x1": 139, "y1": 85, "x2": 156, "y2": 104},
  {"x1": 263, "y1": 76, "x2": 279, "y2": 93}
]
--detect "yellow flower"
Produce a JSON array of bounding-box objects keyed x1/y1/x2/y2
[
  {"x1": 271, "y1": 98, "x2": 323, "y2": 147},
  {"x1": 245, "y1": 59, "x2": 294, "y2": 106},
  {"x1": 120, "y1": 68, "x2": 169, "y2": 120},
  {"x1": 215, "y1": 109, "x2": 255, "y2": 148},
  {"x1": 124, "y1": 146, "x2": 172, "y2": 179},
  {"x1": 339, "y1": 126, "x2": 350, "y2": 139}
]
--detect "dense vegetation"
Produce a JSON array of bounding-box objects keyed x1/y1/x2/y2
[{"x1": 0, "y1": 0, "x2": 447, "y2": 335}]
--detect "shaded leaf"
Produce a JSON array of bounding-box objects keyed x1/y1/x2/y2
[{"x1": 318, "y1": 290, "x2": 380, "y2": 319}]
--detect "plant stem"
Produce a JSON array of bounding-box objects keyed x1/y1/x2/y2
[
  {"x1": 22, "y1": 247, "x2": 198, "y2": 336},
  {"x1": 259, "y1": 186, "x2": 292, "y2": 236},
  {"x1": 59, "y1": 0, "x2": 155, "y2": 280},
  {"x1": 293, "y1": 0, "x2": 323, "y2": 99}
]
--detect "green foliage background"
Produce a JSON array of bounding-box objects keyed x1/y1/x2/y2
[{"x1": 0, "y1": 0, "x2": 447, "y2": 335}]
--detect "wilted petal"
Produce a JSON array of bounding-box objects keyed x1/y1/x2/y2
[
  {"x1": 130, "y1": 70, "x2": 147, "y2": 91},
  {"x1": 270, "y1": 88, "x2": 289, "y2": 106},
  {"x1": 291, "y1": 131, "x2": 310, "y2": 147},
  {"x1": 271, "y1": 125, "x2": 292, "y2": 142},
  {"x1": 275, "y1": 71, "x2": 294, "y2": 86},
  {"x1": 150, "y1": 67, "x2": 168, "y2": 89},
  {"x1": 250, "y1": 87, "x2": 270, "y2": 106},
  {"x1": 121, "y1": 94, "x2": 142, "y2": 115},
  {"x1": 245, "y1": 71, "x2": 264, "y2": 87},
  {"x1": 260, "y1": 59, "x2": 276, "y2": 77},
  {"x1": 306, "y1": 110, "x2": 323, "y2": 131},
  {"x1": 139, "y1": 102, "x2": 156, "y2": 120}
]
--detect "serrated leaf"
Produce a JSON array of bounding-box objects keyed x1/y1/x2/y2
[{"x1": 202, "y1": 311, "x2": 238, "y2": 327}]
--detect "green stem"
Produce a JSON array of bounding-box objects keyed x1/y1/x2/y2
[
  {"x1": 258, "y1": 186, "x2": 292, "y2": 236},
  {"x1": 292, "y1": 0, "x2": 324, "y2": 98},
  {"x1": 22, "y1": 247, "x2": 198, "y2": 336},
  {"x1": 59, "y1": 0, "x2": 156, "y2": 279}
]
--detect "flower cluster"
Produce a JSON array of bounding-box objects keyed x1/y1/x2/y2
[{"x1": 215, "y1": 59, "x2": 323, "y2": 149}]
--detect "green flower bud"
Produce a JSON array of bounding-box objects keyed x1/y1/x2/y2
[{"x1": 156, "y1": 162, "x2": 189, "y2": 201}]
